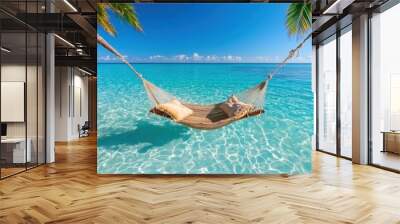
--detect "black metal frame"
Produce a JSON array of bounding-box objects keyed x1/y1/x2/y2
[
  {"x1": 367, "y1": 11, "x2": 373, "y2": 166},
  {"x1": 315, "y1": 44, "x2": 319, "y2": 151},
  {"x1": 0, "y1": 0, "x2": 47, "y2": 180},
  {"x1": 336, "y1": 24, "x2": 341, "y2": 158}
]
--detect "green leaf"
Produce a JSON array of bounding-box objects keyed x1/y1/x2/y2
[
  {"x1": 97, "y1": 4, "x2": 116, "y2": 36},
  {"x1": 286, "y1": 2, "x2": 311, "y2": 37},
  {"x1": 97, "y1": 3, "x2": 142, "y2": 36}
]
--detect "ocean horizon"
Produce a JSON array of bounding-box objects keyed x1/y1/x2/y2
[
  {"x1": 97, "y1": 63, "x2": 313, "y2": 174},
  {"x1": 98, "y1": 62, "x2": 312, "y2": 64}
]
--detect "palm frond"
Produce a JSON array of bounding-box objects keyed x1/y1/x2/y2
[
  {"x1": 97, "y1": 4, "x2": 116, "y2": 36},
  {"x1": 97, "y1": 3, "x2": 142, "y2": 36},
  {"x1": 109, "y1": 3, "x2": 143, "y2": 32},
  {"x1": 286, "y1": 3, "x2": 311, "y2": 37}
]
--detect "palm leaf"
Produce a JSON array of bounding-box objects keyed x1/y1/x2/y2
[
  {"x1": 109, "y1": 3, "x2": 143, "y2": 32},
  {"x1": 97, "y1": 4, "x2": 116, "y2": 36},
  {"x1": 97, "y1": 3, "x2": 142, "y2": 36},
  {"x1": 286, "y1": 2, "x2": 311, "y2": 36}
]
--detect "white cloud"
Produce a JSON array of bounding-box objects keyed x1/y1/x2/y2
[
  {"x1": 98, "y1": 52, "x2": 312, "y2": 63},
  {"x1": 149, "y1": 55, "x2": 165, "y2": 60},
  {"x1": 175, "y1": 54, "x2": 189, "y2": 61},
  {"x1": 98, "y1": 55, "x2": 119, "y2": 62},
  {"x1": 99, "y1": 55, "x2": 111, "y2": 61},
  {"x1": 192, "y1": 52, "x2": 203, "y2": 61},
  {"x1": 205, "y1": 55, "x2": 217, "y2": 61}
]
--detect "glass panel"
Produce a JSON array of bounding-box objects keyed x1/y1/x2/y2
[
  {"x1": 27, "y1": 31, "x2": 38, "y2": 169},
  {"x1": 1, "y1": 30, "x2": 27, "y2": 177},
  {"x1": 0, "y1": 0, "x2": 46, "y2": 178},
  {"x1": 371, "y1": 3, "x2": 400, "y2": 171},
  {"x1": 26, "y1": 0, "x2": 39, "y2": 169},
  {"x1": 318, "y1": 36, "x2": 337, "y2": 154},
  {"x1": 340, "y1": 28, "x2": 352, "y2": 158}
]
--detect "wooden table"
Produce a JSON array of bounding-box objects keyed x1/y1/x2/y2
[{"x1": 382, "y1": 131, "x2": 400, "y2": 154}]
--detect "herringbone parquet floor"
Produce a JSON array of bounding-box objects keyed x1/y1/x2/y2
[{"x1": 1, "y1": 135, "x2": 400, "y2": 224}]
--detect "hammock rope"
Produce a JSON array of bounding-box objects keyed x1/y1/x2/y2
[
  {"x1": 97, "y1": 33, "x2": 311, "y2": 129},
  {"x1": 266, "y1": 33, "x2": 311, "y2": 80},
  {"x1": 98, "y1": 35, "x2": 145, "y2": 80}
]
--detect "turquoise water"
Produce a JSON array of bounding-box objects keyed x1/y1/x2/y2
[{"x1": 97, "y1": 63, "x2": 313, "y2": 174}]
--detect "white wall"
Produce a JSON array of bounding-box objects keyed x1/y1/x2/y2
[
  {"x1": 54, "y1": 67, "x2": 89, "y2": 141},
  {"x1": 55, "y1": 66, "x2": 69, "y2": 141}
]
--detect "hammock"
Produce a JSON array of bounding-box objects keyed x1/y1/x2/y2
[
  {"x1": 146, "y1": 80, "x2": 267, "y2": 129},
  {"x1": 98, "y1": 34, "x2": 310, "y2": 130}
]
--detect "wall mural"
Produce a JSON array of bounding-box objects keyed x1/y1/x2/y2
[{"x1": 97, "y1": 3, "x2": 313, "y2": 174}]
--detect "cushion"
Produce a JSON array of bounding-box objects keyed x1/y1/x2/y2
[
  {"x1": 155, "y1": 99, "x2": 193, "y2": 121},
  {"x1": 219, "y1": 96, "x2": 254, "y2": 118}
]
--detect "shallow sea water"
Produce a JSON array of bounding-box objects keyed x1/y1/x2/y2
[{"x1": 97, "y1": 63, "x2": 313, "y2": 174}]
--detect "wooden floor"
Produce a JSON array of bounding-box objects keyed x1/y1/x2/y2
[
  {"x1": 1, "y1": 135, "x2": 400, "y2": 223},
  {"x1": 1, "y1": 167, "x2": 26, "y2": 178},
  {"x1": 372, "y1": 150, "x2": 400, "y2": 171}
]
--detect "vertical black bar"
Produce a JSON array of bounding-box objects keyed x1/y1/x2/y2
[
  {"x1": 367, "y1": 11, "x2": 373, "y2": 165},
  {"x1": 315, "y1": 45, "x2": 320, "y2": 150},
  {"x1": 44, "y1": 0, "x2": 48, "y2": 164},
  {"x1": 25, "y1": 0, "x2": 28, "y2": 171},
  {"x1": 44, "y1": 40, "x2": 47, "y2": 163},
  {"x1": 382, "y1": 132, "x2": 386, "y2": 152},
  {"x1": 337, "y1": 34, "x2": 340, "y2": 155}
]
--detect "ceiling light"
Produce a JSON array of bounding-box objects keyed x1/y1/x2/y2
[
  {"x1": 63, "y1": 0, "x2": 78, "y2": 12},
  {"x1": 76, "y1": 48, "x2": 85, "y2": 55},
  {"x1": 78, "y1": 67, "x2": 92, "y2": 76},
  {"x1": 54, "y1": 34, "x2": 75, "y2": 48},
  {"x1": 1, "y1": 47, "x2": 11, "y2": 53}
]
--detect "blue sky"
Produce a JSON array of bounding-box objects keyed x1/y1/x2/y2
[{"x1": 98, "y1": 3, "x2": 311, "y2": 63}]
